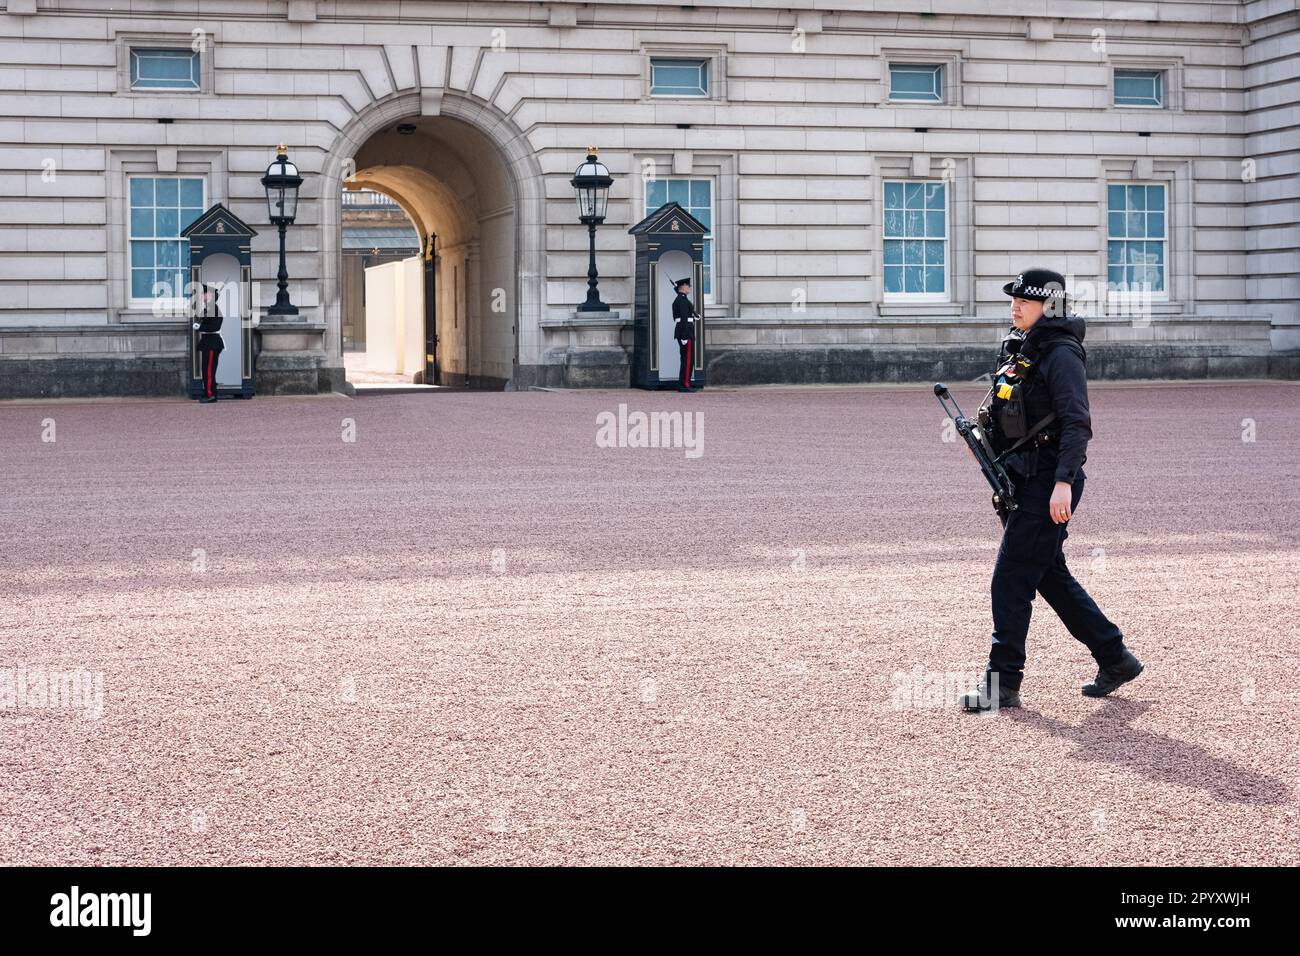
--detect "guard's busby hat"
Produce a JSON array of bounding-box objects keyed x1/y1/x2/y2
[
  {"x1": 674, "y1": 276, "x2": 691, "y2": 290},
  {"x1": 1002, "y1": 267, "x2": 1067, "y2": 303}
]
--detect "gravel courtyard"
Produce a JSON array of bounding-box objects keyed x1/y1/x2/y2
[{"x1": 2, "y1": 381, "x2": 1297, "y2": 866}]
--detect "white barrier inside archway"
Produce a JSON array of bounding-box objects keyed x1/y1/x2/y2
[{"x1": 362, "y1": 256, "x2": 424, "y2": 377}]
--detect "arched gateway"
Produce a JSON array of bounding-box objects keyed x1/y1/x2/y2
[{"x1": 318, "y1": 91, "x2": 545, "y2": 390}]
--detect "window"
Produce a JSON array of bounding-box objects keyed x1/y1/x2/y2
[
  {"x1": 645, "y1": 178, "x2": 713, "y2": 298},
  {"x1": 1107, "y1": 184, "x2": 1166, "y2": 293},
  {"x1": 129, "y1": 177, "x2": 205, "y2": 304},
  {"x1": 1114, "y1": 69, "x2": 1163, "y2": 108},
  {"x1": 883, "y1": 181, "x2": 947, "y2": 297},
  {"x1": 889, "y1": 64, "x2": 943, "y2": 103},
  {"x1": 130, "y1": 49, "x2": 200, "y2": 91},
  {"x1": 650, "y1": 58, "x2": 709, "y2": 97}
]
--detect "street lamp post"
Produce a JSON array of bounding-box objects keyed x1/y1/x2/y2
[
  {"x1": 261, "y1": 144, "x2": 304, "y2": 316},
  {"x1": 569, "y1": 147, "x2": 613, "y2": 312}
]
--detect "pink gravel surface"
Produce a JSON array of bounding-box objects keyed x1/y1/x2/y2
[{"x1": 1, "y1": 381, "x2": 1297, "y2": 866}]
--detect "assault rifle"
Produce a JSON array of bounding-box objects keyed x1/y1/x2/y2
[{"x1": 934, "y1": 382, "x2": 1017, "y2": 519}]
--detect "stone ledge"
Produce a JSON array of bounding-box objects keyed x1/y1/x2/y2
[
  {"x1": 258, "y1": 320, "x2": 326, "y2": 353},
  {"x1": 704, "y1": 344, "x2": 1287, "y2": 386},
  {"x1": 516, "y1": 341, "x2": 1294, "y2": 391},
  {"x1": 0, "y1": 357, "x2": 186, "y2": 399},
  {"x1": 539, "y1": 309, "x2": 630, "y2": 329},
  {"x1": 1268, "y1": 351, "x2": 1300, "y2": 379},
  {"x1": 537, "y1": 312, "x2": 1277, "y2": 332},
  {"x1": 4, "y1": 346, "x2": 1292, "y2": 399}
]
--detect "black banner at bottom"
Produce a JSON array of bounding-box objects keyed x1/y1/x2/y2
[{"x1": 0, "y1": 865, "x2": 1281, "y2": 943}]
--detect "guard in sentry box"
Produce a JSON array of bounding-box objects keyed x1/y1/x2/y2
[
  {"x1": 672, "y1": 276, "x2": 699, "y2": 392},
  {"x1": 193, "y1": 284, "x2": 224, "y2": 404}
]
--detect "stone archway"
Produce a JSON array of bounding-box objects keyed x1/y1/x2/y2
[{"x1": 319, "y1": 90, "x2": 544, "y2": 389}]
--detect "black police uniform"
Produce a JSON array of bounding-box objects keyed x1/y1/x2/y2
[
  {"x1": 195, "y1": 300, "x2": 224, "y2": 402},
  {"x1": 672, "y1": 279, "x2": 697, "y2": 391},
  {"x1": 971, "y1": 268, "x2": 1141, "y2": 708}
]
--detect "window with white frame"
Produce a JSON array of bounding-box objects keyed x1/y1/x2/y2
[
  {"x1": 882, "y1": 180, "x2": 947, "y2": 297},
  {"x1": 1113, "y1": 69, "x2": 1163, "y2": 108},
  {"x1": 889, "y1": 64, "x2": 944, "y2": 103},
  {"x1": 650, "y1": 58, "x2": 709, "y2": 97},
  {"x1": 645, "y1": 177, "x2": 714, "y2": 299},
  {"x1": 129, "y1": 176, "x2": 205, "y2": 304},
  {"x1": 130, "y1": 49, "x2": 201, "y2": 91},
  {"x1": 1107, "y1": 183, "x2": 1166, "y2": 294}
]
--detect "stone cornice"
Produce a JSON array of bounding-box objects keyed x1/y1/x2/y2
[{"x1": 0, "y1": 0, "x2": 1254, "y2": 30}]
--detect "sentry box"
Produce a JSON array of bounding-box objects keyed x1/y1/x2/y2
[
  {"x1": 628, "y1": 201, "x2": 708, "y2": 390},
  {"x1": 181, "y1": 203, "x2": 258, "y2": 399}
]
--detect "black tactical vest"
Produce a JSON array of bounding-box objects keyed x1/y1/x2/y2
[
  {"x1": 990, "y1": 351, "x2": 1035, "y2": 442},
  {"x1": 979, "y1": 333, "x2": 1084, "y2": 459}
]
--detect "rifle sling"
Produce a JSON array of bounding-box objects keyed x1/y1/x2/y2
[{"x1": 994, "y1": 412, "x2": 1057, "y2": 465}]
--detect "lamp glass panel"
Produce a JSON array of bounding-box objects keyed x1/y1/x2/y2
[{"x1": 281, "y1": 182, "x2": 300, "y2": 221}]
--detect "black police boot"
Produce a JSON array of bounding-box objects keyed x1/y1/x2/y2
[
  {"x1": 959, "y1": 671, "x2": 1021, "y2": 712},
  {"x1": 1082, "y1": 649, "x2": 1144, "y2": 698}
]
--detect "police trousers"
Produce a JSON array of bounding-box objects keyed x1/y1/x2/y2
[{"x1": 989, "y1": 473, "x2": 1125, "y2": 691}]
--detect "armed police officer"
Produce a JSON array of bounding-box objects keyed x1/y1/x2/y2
[
  {"x1": 961, "y1": 267, "x2": 1144, "y2": 711},
  {"x1": 672, "y1": 276, "x2": 699, "y2": 392}
]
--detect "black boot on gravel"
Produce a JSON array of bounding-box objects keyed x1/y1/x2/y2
[
  {"x1": 1082, "y1": 650, "x2": 1144, "y2": 698},
  {"x1": 959, "y1": 672, "x2": 1021, "y2": 712}
]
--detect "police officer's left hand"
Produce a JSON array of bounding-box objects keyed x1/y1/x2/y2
[{"x1": 1050, "y1": 481, "x2": 1073, "y2": 524}]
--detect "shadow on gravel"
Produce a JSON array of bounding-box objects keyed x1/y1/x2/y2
[{"x1": 1008, "y1": 698, "x2": 1291, "y2": 807}]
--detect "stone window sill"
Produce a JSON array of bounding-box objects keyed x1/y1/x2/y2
[
  {"x1": 878, "y1": 302, "x2": 963, "y2": 317},
  {"x1": 118, "y1": 310, "x2": 188, "y2": 325}
]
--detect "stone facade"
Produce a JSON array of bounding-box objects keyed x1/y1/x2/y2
[{"x1": 0, "y1": 0, "x2": 1296, "y2": 397}]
